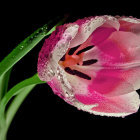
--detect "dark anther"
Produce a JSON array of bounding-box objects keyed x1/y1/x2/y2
[
  {"x1": 60, "y1": 55, "x2": 65, "y2": 61},
  {"x1": 76, "y1": 46, "x2": 94, "y2": 55},
  {"x1": 65, "y1": 67, "x2": 75, "y2": 75},
  {"x1": 82, "y1": 59, "x2": 98, "y2": 66},
  {"x1": 68, "y1": 45, "x2": 80, "y2": 55},
  {"x1": 65, "y1": 67, "x2": 91, "y2": 80},
  {"x1": 73, "y1": 70, "x2": 91, "y2": 80}
]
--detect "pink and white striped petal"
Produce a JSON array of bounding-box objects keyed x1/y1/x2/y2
[
  {"x1": 119, "y1": 17, "x2": 140, "y2": 36},
  {"x1": 69, "y1": 16, "x2": 120, "y2": 48},
  {"x1": 75, "y1": 91, "x2": 140, "y2": 117}
]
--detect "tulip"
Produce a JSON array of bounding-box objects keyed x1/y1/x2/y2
[{"x1": 38, "y1": 15, "x2": 140, "y2": 117}]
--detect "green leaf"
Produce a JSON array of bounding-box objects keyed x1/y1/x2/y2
[
  {"x1": 5, "y1": 85, "x2": 35, "y2": 131},
  {"x1": 0, "y1": 68, "x2": 12, "y2": 100},
  {"x1": 0, "y1": 15, "x2": 68, "y2": 77},
  {"x1": 0, "y1": 25, "x2": 47, "y2": 77},
  {"x1": 0, "y1": 74, "x2": 45, "y2": 110},
  {"x1": 0, "y1": 74, "x2": 45, "y2": 139},
  {"x1": 0, "y1": 85, "x2": 36, "y2": 140}
]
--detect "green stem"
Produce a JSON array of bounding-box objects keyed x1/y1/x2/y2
[
  {"x1": 0, "y1": 85, "x2": 35, "y2": 140},
  {"x1": 0, "y1": 68, "x2": 12, "y2": 100},
  {"x1": 0, "y1": 129, "x2": 7, "y2": 140},
  {"x1": 0, "y1": 74, "x2": 45, "y2": 111},
  {"x1": 0, "y1": 106, "x2": 6, "y2": 140},
  {"x1": 0, "y1": 74, "x2": 45, "y2": 140},
  {"x1": 5, "y1": 85, "x2": 35, "y2": 136}
]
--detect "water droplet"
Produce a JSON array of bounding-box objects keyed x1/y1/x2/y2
[
  {"x1": 115, "y1": 15, "x2": 120, "y2": 19},
  {"x1": 19, "y1": 46, "x2": 24, "y2": 50},
  {"x1": 12, "y1": 55, "x2": 15, "y2": 58},
  {"x1": 88, "y1": 27, "x2": 91, "y2": 31}
]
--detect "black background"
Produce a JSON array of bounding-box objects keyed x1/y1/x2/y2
[{"x1": 1, "y1": 0, "x2": 140, "y2": 139}]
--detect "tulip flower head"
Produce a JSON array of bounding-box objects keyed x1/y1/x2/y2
[{"x1": 38, "y1": 15, "x2": 140, "y2": 117}]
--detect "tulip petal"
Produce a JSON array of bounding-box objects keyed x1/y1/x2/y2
[
  {"x1": 69, "y1": 16, "x2": 120, "y2": 48},
  {"x1": 86, "y1": 31, "x2": 140, "y2": 96},
  {"x1": 47, "y1": 66, "x2": 75, "y2": 104},
  {"x1": 48, "y1": 70, "x2": 140, "y2": 117},
  {"x1": 90, "y1": 26, "x2": 117, "y2": 46},
  {"x1": 75, "y1": 91, "x2": 140, "y2": 117},
  {"x1": 119, "y1": 17, "x2": 140, "y2": 35},
  {"x1": 69, "y1": 17, "x2": 104, "y2": 48}
]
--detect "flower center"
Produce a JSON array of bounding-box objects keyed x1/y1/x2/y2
[
  {"x1": 59, "y1": 48, "x2": 84, "y2": 67},
  {"x1": 59, "y1": 44, "x2": 97, "y2": 80}
]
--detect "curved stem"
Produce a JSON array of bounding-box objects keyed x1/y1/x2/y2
[
  {"x1": 0, "y1": 74, "x2": 45, "y2": 140},
  {"x1": 5, "y1": 85, "x2": 35, "y2": 135},
  {"x1": 0, "y1": 106, "x2": 6, "y2": 140},
  {"x1": 0, "y1": 74, "x2": 45, "y2": 112},
  {"x1": 0, "y1": 85, "x2": 35, "y2": 140},
  {"x1": 0, "y1": 68, "x2": 12, "y2": 100}
]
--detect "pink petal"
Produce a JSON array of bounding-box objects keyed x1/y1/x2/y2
[
  {"x1": 119, "y1": 17, "x2": 140, "y2": 36},
  {"x1": 75, "y1": 91, "x2": 140, "y2": 117},
  {"x1": 47, "y1": 69, "x2": 140, "y2": 117},
  {"x1": 87, "y1": 31, "x2": 140, "y2": 96},
  {"x1": 88, "y1": 69, "x2": 135, "y2": 97},
  {"x1": 101, "y1": 16, "x2": 120, "y2": 30},
  {"x1": 47, "y1": 69, "x2": 75, "y2": 104},
  {"x1": 69, "y1": 16, "x2": 120, "y2": 48},
  {"x1": 90, "y1": 26, "x2": 116, "y2": 46}
]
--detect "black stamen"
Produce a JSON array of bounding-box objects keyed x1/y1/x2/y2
[
  {"x1": 65, "y1": 67, "x2": 91, "y2": 80},
  {"x1": 73, "y1": 70, "x2": 91, "y2": 80},
  {"x1": 65, "y1": 67, "x2": 75, "y2": 75},
  {"x1": 60, "y1": 55, "x2": 65, "y2": 61},
  {"x1": 83, "y1": 59, "x2": 98, "y2": 66},
  {"x1": 68, "y1": 45, "x2": 80, "y2": 55},
  {"x1": 76, "y1": 46, "x2": 94, "y2": 55}
]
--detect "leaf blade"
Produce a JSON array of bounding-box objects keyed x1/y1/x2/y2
[
  {"x1": 0, "y1": 74, "x2": 45, "y2": 115},
  {"x1": 0, "y1": 24, "x2": 48, "y2": 77},
  {"x1": 0, "y1": 15, "x2": 68, "y2": 77},
  {"x1": 0, "y1": 68, "x2": 12, "y2": 100},
  {"x1": 5, "y1": 85, "x2": 35, "y2": 130}
]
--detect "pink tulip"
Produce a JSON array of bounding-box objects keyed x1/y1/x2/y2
[{"x1": 38, "y1": 15, "x2": 140, "y2": 117}]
